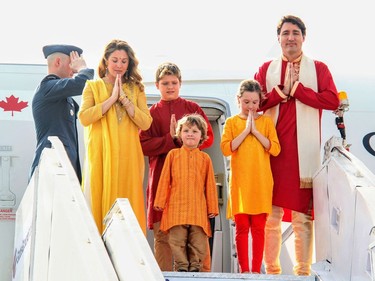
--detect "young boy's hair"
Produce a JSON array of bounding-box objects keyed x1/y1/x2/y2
[
  {"x1": 175, "y1": 113, "x2": 208, "y2": 146},
  {"x1": 155, "y1": 62, "x2": 182, "y2": 83},
  {"x1": 237, "y1": 79, "x2": 263, "y2": 101}
]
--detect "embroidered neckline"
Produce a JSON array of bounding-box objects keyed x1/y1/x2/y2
[{"x1": 108, "y1": 83, "x2": 134, "y2": 123}]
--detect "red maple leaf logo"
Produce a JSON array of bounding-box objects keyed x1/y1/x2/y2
[{"x1": 0, "y1": 95, "x2": 28, "y2": 117}]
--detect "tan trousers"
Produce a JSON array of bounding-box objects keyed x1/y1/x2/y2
[
  {"x1": 168, "y1": 225, "x2": 207, "y2": 272},
  {"x1": 153, "y1": 222, "x2": 173, "y2": 271},
  {"x1": 264, "y1": 205, "x2": 313, "y2": 276},
  {"x1": 153, "y1": 222, "x2": 211, "y2": 272}
]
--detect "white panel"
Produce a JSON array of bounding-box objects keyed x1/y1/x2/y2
[
  {"x1": 211, "y1": 231, "x2": 223, "y2": 272},
  {"x1": 352, "y1": 187, "x2": 375, "y2": 281},
  {"x1": 12, "y1": 177, "x2": 35, "y2": 281},
  {"x1": 31, "y1": 155, "x2": 56, "y2": 281},
  {"x1": 313, "y1": 142, "x2": 375, "y2": 281},
  {"x1": 13, "y1": 137, "x2": 119, "y2": 281},
  {"x1": 103, "y1": 198, "x2": 164, "y2": 281},
  {"x1": 44, "y1": 138, "x2": 119, "y2": 281},
  {"x1": 0, "y1": 64, "x2": 45, "y2": 281},
  {"x1": 325, "y1": 157, "x2": 357, "y2": 281},
  {"x1": 313, "y1": 165, "x2": 331, "y2": 262}
]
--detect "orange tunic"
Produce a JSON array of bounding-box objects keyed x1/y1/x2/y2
[
  {"x1": 221, "y1": 114, "x2": 280, "y2": 219},
  {"x1": 154, "y1": 147, "x2": 219, "y2": 236}
]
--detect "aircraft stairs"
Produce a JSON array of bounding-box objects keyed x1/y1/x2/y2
[{"x1": 14, "y1": 136, "x2": 375, "y2": 281}]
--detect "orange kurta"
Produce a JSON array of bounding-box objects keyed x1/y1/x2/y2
[
  {"x1": 78, "y1": 79, "x2": 152, "y2": 234},
  {"x1": 221, "y1": 114, "x2": 280, "y2": 219},
  {"x1": 154, "y1": 147, "x2": 219, "y2": 236}
]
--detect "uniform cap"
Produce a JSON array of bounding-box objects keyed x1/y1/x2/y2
[{"x1": 42, "y1": 44, "x2": 83, "y2": 58}]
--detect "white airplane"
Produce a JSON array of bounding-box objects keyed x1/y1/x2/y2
[{"x1": 0, "y1": 63, "x2": 374, "y2": 281}]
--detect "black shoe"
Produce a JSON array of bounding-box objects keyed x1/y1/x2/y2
[{"x1": 189, "y1": 269, "x2": 199, "y2": 272}]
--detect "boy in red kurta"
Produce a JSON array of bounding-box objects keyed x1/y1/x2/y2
[
  {"x1": 139, "y1": 62, "x2": 214, "y2": 271},
  {"x1": 154, "y1": 114, "x2": 219, "y2": 272}
]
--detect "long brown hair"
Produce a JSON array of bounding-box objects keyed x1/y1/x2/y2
[{"x1": 98, "y1": 39, "x2": 144, "y2": 91}]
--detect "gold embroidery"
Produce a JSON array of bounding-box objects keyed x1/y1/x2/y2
[
  {"x1": 115, "y1": 102, "x2": 126, "y2": 122},
  {"x1": 115, "y1": 83, "x2": 134, "y2": 122}
]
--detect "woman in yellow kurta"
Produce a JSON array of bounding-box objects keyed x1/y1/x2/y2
[
  {"x1": 221, "y1": 80, "x2": 280, "y2": 274},
  {"x1": 78, "y1": 39, "x2": 152, "y2": 234}
]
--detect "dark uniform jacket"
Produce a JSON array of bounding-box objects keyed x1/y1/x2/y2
[{"x1": 29, "y1": 68, "x2": 94, "y2": 182}]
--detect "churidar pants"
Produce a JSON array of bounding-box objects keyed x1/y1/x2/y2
[
  {"x1": 234, "y1": 213, "x2": 267, "y2": 273},
  {"x1": 264, "y1": 205, "x2": 313, "y2": 276}
]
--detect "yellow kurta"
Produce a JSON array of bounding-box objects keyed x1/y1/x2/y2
[
  {"x1": 220, "y1": 114, "x2": 280, "y2": 219},
  {"x1": 154, "y1": 147, "x2": 219, "y2": 237},
  {"x1": 78, "y1": 79, "x2": 152, "y2": 234}
]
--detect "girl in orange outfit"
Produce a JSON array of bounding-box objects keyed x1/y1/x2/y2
[
  {"x1": 154, "y1": 114, "x2": 219, "y2": 272},
  {"x1": 220, "y1": 80, "x2": 280, "y2": 273}
]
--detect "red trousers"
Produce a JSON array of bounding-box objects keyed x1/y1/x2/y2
[{"x1": 234, "y1": 213, "x2": 267, "y2": 273}]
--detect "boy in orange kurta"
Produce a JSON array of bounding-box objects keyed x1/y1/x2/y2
[{"x1": 154, "y1": 114, "x2": 219, "y2": 272}]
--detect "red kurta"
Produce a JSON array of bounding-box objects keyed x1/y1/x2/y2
[
  {"x1": 139, "y1": 97, "x2": 214, "y2": 229},
  {"x1": 254, "y1": 58, "x2": 339, "y2": 214}
]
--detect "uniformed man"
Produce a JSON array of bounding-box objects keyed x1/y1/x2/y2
[{"x1": 29, "y1": 44, "x2": 94, "y2": 183}]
